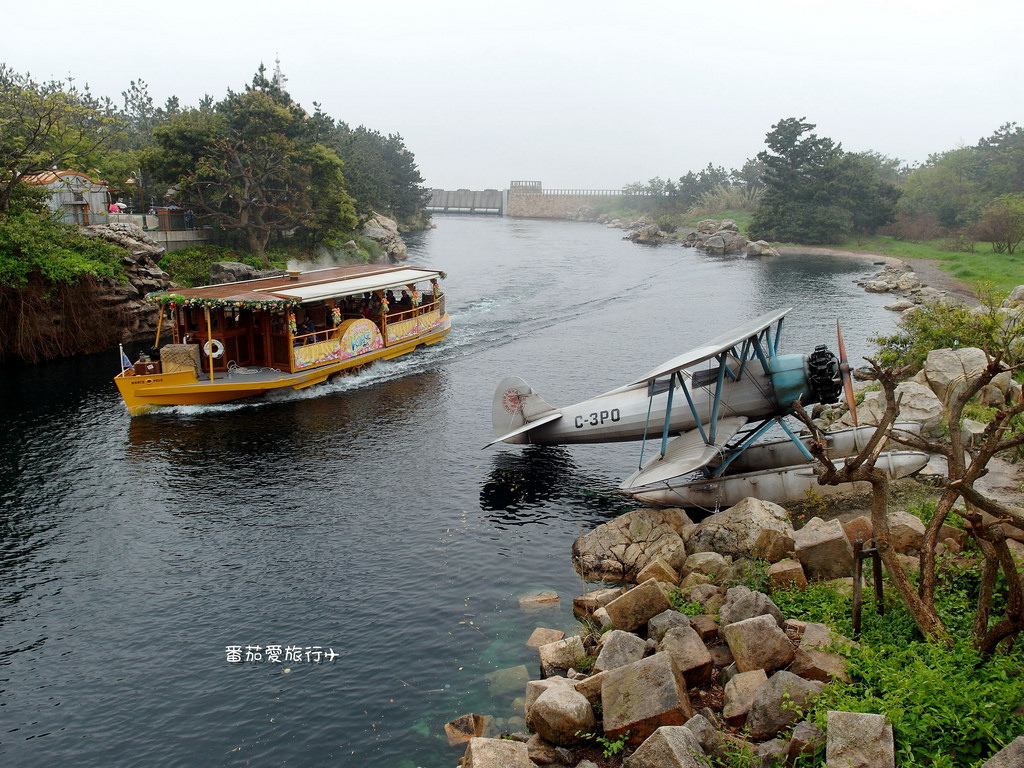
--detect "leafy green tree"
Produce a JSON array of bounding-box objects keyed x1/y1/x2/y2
[
  {"x1": 977, "y1": 193, "x2": 1024, "y2": 254},
  {"x1": 330, "y1": 122, "x2": 429, "y2": 223},
  {"x1": 150, "y1": 68, "x2": 357, "y2": 262},
  {"x1": 899, "y1": 147, "x2": 980, "y2": 229},
  {"x1": 0, "y1": 65, "x2": 123, "y2": 215},
  {"x1": 748, "y1": 117, "x2": 900, "y2": 244},
  {"x1": 975, "y1": 122, "x2": 1024, "y2": 198},
  {"x1": 835, "y1": 151, "x2": 901, "y2": 235}
]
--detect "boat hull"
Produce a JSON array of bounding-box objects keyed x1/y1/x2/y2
[
  {"x1": 116, "y1": 318, "x2": 451, "y2": 415},
  {"x1": 624, "y1": 451, "x2": 930, "y2": 509}
]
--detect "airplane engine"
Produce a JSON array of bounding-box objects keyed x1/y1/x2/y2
[{"x1": 805, "y1": 344, "x2": 843, "y2": 405}]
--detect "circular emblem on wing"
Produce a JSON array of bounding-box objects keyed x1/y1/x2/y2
[{"x1": 502, "y1": 388, "x2": 523, "y2": 414}]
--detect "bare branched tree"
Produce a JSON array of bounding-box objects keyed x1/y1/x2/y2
[{"x1": 794, "y1": 352, "x2": 1024, "y2": 654}]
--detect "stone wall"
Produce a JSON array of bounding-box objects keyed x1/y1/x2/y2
[{"x1": 505, "y1": 192, "x2": 614, "y2": 219}]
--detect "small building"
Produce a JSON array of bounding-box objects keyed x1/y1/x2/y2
[{"x1": 21, "y1": 169, "x2": 110, "y2": 225}]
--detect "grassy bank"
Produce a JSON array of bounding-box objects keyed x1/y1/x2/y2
[{"x1": 827, "y1": 236, "x2": 1024, "y2": 293}]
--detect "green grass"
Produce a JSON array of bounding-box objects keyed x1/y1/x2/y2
[
  {"x1": 770, "y1": 570, "x2": 1024, "y2": 767},
  {"x1": 826, "y1": 235, "x2": 1024, "y2": 293}
]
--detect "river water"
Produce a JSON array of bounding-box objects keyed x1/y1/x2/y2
[{"x1": 0, "y1": 216, "x2": 898, "y2": 767}]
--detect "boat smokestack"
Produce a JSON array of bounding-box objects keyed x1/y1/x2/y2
[{"x1": 287, "y1": 269, "x2": 301, "y2": 281}]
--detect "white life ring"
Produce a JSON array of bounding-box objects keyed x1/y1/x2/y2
[{"x1": 204, "y1": 339, "x2": 225, "y2": 359}]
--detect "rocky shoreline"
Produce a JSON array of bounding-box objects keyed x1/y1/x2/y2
[
  {"x1": 604, "y1": 215, "x2": 980, "y2": 312},
  {"x1": 453, "y1": 498, "x2": 1023, "y2": 768}
]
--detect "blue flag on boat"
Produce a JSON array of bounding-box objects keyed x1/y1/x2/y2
[{"x1": 119, "y1": 345, "x2": 133, "y2": 370}]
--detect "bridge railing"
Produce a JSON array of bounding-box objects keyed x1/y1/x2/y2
[{"x1": 518, "y1": 188, "x2": 652, "y2": 197}]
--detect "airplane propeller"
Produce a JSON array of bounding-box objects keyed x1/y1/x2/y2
[{"x1": 836, "y1": 320, "x2": 857, "y2": 426}]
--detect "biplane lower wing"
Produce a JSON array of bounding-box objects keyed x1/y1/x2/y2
[{"x1": 620, "y1": 416, "x2": 748, "y2": 489}]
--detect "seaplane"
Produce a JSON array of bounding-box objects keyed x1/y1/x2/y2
[{"x1": 486, "y1": 308, "x2": 928, "y2": 509}]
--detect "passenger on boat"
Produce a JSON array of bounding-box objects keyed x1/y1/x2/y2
[{"x1": 301, "y1": 315, "x2": 317, "y2": 343}]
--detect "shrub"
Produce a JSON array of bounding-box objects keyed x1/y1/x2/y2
[
  {"x1": 0, "y1": 204, "x2": 125, "y2": 288},
  {"x1": 871, "y1": 287, "x2": 1024, "y2": 371},
  {"x1": 812, "y1": 639, "x2": 1024, "y2": 767},
  {"x1": 773, "y1": 573, "x2": 1024, "y2": 767},
  {"x1": 159, "y1": 245, "x2": 267, "y2": 287}
]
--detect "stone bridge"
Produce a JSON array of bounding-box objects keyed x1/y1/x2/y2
[{"x1": 427, "y1": 182, "x2": 650, "y2": 219}]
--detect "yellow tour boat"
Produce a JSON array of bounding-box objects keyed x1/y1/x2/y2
[{"x1": 115, "y1": 264, "x2": 451, "y2": 415}]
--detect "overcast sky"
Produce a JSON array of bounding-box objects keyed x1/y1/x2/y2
[{"x1": 7, "y1": 0, "x2": 1023, "y2": 191}]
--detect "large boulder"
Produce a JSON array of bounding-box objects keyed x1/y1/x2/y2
[
  {"x1": 746, "y1": 240, "x2": 779, "y2": 258},
  {"x1": 594, "y1": 629, "x2": 648, "y2": 673},
  {"x1": 825, "y1": 711, "x2": 895, "y2": 768},
  {"x1": 844, "y1": 382, "x2": 944, "y2": 436},
  {"x1": 524, "y1": 677, "x2": 573, "y2": 729},
  {"x1": 360, "y1": 212, "x2": 408, "y2": 262},
  {"x1": 702, "y1": 231, "x2": 747, "y2": 255},
  {"x1": 572, "y1": 508, "x2": 694, "y2": 582},
  {"x1": 893, "y1": 381, "x2": 945, "y2": 435},
  {"x1": 462, "y1": 737, "x2": 532, "y2": 767},
  {"x1": 720, "y1": 614, "x2": 795, "y2": 673},
  {"x1": 982, "y1": 735, "x2": 1024, "y2": 768},
  {"x1": 529, "y1": 686, "x2": 595, "y2": 746},
  {"x1": 602, "y1": 652, "x2": 694, "y2": 745},
  {"x1": 687, "y1": 498, "x2": 795, "y2": 562},
  {"x1": 444, "y1": 713, "x2": 490, "y2": 746},
  {"x1": 923, "y1": 347, "x2": 990, "y2": 407},
  {"x1": 790, "y1": 647, "x2": 850, "y2": 683},
  {"x1": 209, "y1": 261, "x2": 257, "y2": 284},
  {"x1": 657, "y1": 626, "x2": 713, "y2": 687},
  {"x1": 648, "y1": 609, "x2": 692, "y2": 643},
  {"x1": 681, "y1": 552, "x2": 731, "y2": 582},
  {"x1": 722, "y1": 668, "x2": 768, "y2": 727},
  {"x1": 604, "y1": 579, "x2": 672, "y2": 632},
  {"x1": 622, "y1": 725, "x2": 712, "y2": 768},
  {"x1": 718, "y1": 586, "x2": 785, "y2": 628},
  {"x1": 746, "y1": 671, "x2": 824, "y2": 740},
  {"x1": 767, "y1": 559, "x2": 807, "y2": 591},
  {"x1": 788, "y1": 720, "x2": 825, "y2": 763},
  {"x1": 573, "y1": 587, "x2": 624, "y2": 621},
  {"x1": 794, "y1": 517, "x2": 854, "y2": 580},
  {"x1": 887, "y1": 509, "x2": 927, "y2": 554},
  {"x1": 538, "y1": 635, "x2": 588, "y2": 678}
]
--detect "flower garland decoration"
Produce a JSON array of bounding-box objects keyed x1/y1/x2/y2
[
  {"x1": 410, "y1": 290, "x2": 420, "y2": 306},
  {"x1": 151, "y1": 293, "x2": 299, "y2": 311},
  {"x1": 331, "y1": 306, "x2": 341, "y2": 326},
  {"x1": 288, "y1": 312, "x2": 297, "y2": 334},
  {"x1": 380, "y1": 298, "x2": 390, "y2": 314}
]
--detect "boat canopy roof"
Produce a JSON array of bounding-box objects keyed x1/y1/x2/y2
[{"x1": 151, "y1": 265, "x2": 445, "y2": 309}]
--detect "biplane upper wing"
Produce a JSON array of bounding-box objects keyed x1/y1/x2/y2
[
  {"x1": 628, "y1": 307, "x2": 792, "y2": 386},
  {"x1": 619, "y1": 416, "x2": 748, "y2": 489}
]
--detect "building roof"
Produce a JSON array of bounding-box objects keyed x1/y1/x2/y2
[
  {"x1": 153, "y1": 265, "x2": 445, "y2": 309},
  {"x1": 21, "y1": 169, "x2": 106, "y2": 187}
]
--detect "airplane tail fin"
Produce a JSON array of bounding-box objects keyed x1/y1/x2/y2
[{"x1": 490, "y1": 376, "x2": 558, "y2": 445}]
